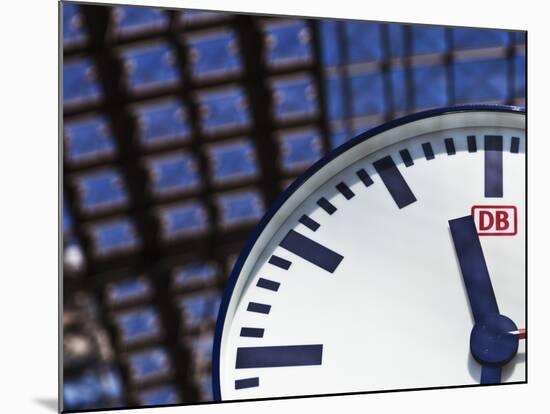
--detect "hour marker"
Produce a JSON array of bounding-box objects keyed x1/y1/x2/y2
[
  {"x1": 268, "y1": 255, "x2": 291, "y2": 270},
  {"x1": 240, "y1": 327, "x2": 264, "y2": 338},
  {"x1": 316, "y1": 197, "x2": 336, "y2": 215},
  {"x1": 373, "y1": 156, "x2": 417, "y2": 209},
  {"x1": 336, "y1": 182, "x2": 355, "y2": 200},
  {"x1": 279, "y1": 230, "x2": 343, "y2": 273},
  {"x1": 485, "y1": 135, "x2": 503, "y2": 198},
  {"x1": 467, "y1": 135, "x2": 477, "y2": 152},
  {"x1": 510, "y1": 137, "x2": 520, "y2": 154},
  {"x1": 257, "y1": 278, "x2": 280, "y2": 292},
  {"x1": 236, "y1": 345, "x2": 323, "y2": 369},
  {"x1": 299, "y1": 214, "x2": 320, "y2": 232},
  {"x1": 444, "y1": 138, "x2": 456, "y2": 155},
  {"x1": 356, "y1": 168, "x2": 373, "y2": 187},
  {"x1": 247, "y1": 302, "x2": 271, "y2": 314},
  {"x1": 235, "y1": 377, "x2": 259, "y2": 389},
  {"x1": 399, "y1": 149, "x2": 414, "y2": 167},
  {"x1": 422, "y1": 142, "x2": 435, "y2": 160}
]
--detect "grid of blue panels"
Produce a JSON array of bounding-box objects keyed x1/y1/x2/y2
[
  {"x1": 63, "y1": 3, "x2": 525, "y2": 410},
  {"x1": 320, "y1": 20, "x2": 525, "y2": 148}
]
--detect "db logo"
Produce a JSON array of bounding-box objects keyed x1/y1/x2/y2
[{"x1": 471, "y1": 205, "x2": 517, "y2": 236}]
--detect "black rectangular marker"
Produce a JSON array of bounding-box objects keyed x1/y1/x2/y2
[
  {"x1": 422, "y1": 142, "x2": 435, "y2": 160},
  {"x1": 336, "y1": 182, "x2": 355, "y2": 200},
  {"x1": 256, "y1": 278, "x2": 280, "y2": 292},
  {"x1": 356, "y1": 168, "x2": 373, "y2": 186},
  {"x1": 240, "y1": 327, "x2": 264, "y2": 338},
  {"x1": 485, "y1": 135, "x2": 503, "y2": 198},
  {"x1": 467, "y1": 135, "x2": 477, "y2": 152},
  {"x1": 444, "y1": 138, "x2": 456, "y2": 155},
  {"x1": 268, "y1": 255, "x2": 291, "y2": 270},
  {"x1": 316, "y1": 197, "x2": 336, "y2": 215},
  {"x1": 235, "y1": 377, "x2": 259, "y2": 389},
  {"x1": 236, "y1": 345, "x2": 323, "y2": 369},
  {"x1": 510, "y1": 137, "x2": 520, "y2": 154},
  {"x1": 373, "y1": 156, "x2": 417, "y2": 209},
  {"x1": 279, "y1": 230, "x2": 343, "y2": 273},
  {"x1": 247, "y1": 302, "x2": 271, "y2": 314},
  {"x1": 399, "y1": 149, "x2": 414, "y2": 167},
  {"x1": 299, "y1": 214, "x2": 320, "y2": 231}
]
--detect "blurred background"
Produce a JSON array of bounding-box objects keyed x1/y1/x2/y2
[{"x1": 61, "y1": 1, "x2": 525, "y2": 411}]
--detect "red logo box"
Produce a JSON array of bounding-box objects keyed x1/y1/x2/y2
[{"x1": 471, "y1": 205, "x2": 518, "y2": 236}]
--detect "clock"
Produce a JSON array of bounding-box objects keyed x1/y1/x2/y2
[{"x1": 212, "y1": 105, "x2": 526, "y2": 401}]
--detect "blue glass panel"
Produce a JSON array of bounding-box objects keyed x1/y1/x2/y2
[
  {"x1": 135, "y1": 100, "x2": 190, "y2": 147},
  {"x1": 121, "y1": 43, "x2": 179, "y2": 92},
  {"x1": 63, "y1": 3, "x2": 86, "y2": 46},
  {"x1": 107, "y1": 278, "x2": 152, "y2": 305},
  {"x1": 63, "y1": 372, "x2": 102, "y2": 409},
  {"x1": 388, "y1": 24, "x2": 405, "y2": 58},
  {"x1": 189, "y1": 334, "x2": 213, "y2": 370},
  {"x1": 77, "y1": 170, "x2": 128, "y2": 212},
  {"x1": 187, "y1": 29, "x2": 241, "y2": 80},
  {"x1": 65, "y1": 117, "x2": 115, "y2": 164},
  {"x1": 271, "y1": 75, "x2": 318, "y2": 121},
  {"x1": 330, "y1": 125, "x2": 351, "y2": 150},
  {"x1": 128, "y1": 348, "x2": 170, "y2": 381},
  {"x1": 115, "y1": 308, "x2": 161, "y2": 343},
  {"x1": 390, "y1": 65, "x2": 408, "y2": 112},
  {"x1": 100, "y1": 369, "x2": 124, "y2": 400},
  {"x1": 278, "y1": 128, "x2": 323, "y2": 172},
  {"x1": 147, "y1": 153, "x2": 200, "y2": 195},
  {"x1": 412, "y1": 64, "x2": 448, "y2": 109},
  {"x1": 179, "y1": 291, "x2": 221, "y2": 328},
  {"x1": 180, "y1": 10, "x2": 227, "y2": 25},
  {"x1": 91, "y1": 219, "x2": 139, "y2": 256},
  {"x1": 63, "y1": 199, "x2": 73, "y2": 233},
  {"x1": 453, "y1": 28, "x2": 509, "y2": 50},
  {"x1": 264, "y1": 20, "x2": 312, "y2": 67},
  {"x1": 319, "y1": 21, "x2": 340, "y2": 66},
  {"x1": 198, "y1": 373, "x2": 214, "y2": 400},
  {"x1": 514, "y1": 53, "x2": 526, "y2": 99},
  {"x1": 198, "y1": 87, "x2": 250, "y2": 134},
  {"x1": 455, "y1": 58, "x2": 507, "y2": 103},
  {"x1": 63, "y1": 369, "x2": 123, "y2": 410},
  {"x1": 216, "y1": 190, "x2": 264, "y2": 228},
  {"x1": 345, "y1": 22, "x2": 382, "y2": 63},
  {"x1": 349, "y1": 71, "x2": 386, "y2": 116},
  {"x1": 139, "y1": 385, "x2": 179, "y2": 406},
  {"x1": 159, "y1": 201, "x2": 209, "y2": 239},
  {"x1": 63, "y1": 59, "x2": 102, "y2": 106},
  {"x1": 113, "y1": 6, "x2": 168, "y2": 35},
  {"x1": 173, "y1": 263, "x2": 218, "y2": 288},
  {"x1": 207, "y1": 139, "x2": 258, "y2": 185},
  {"x1": 325, "y1": 73, "x2": 345, "y2": 121},
  {"x1": 514, "y1": 31, "x2": 526, "y2": 46},
  {"x1": 412, "y1": 26, "x2": 447, "y2": 55}
]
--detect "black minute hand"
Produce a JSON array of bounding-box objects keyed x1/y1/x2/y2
[
  {"x1": 448, "y1": 214, "x2": 520, "y2": 385},
  {"x1": 448, "y1": 215, "x2": 499, "y2": 323}
]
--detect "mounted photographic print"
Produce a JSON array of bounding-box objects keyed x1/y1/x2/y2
[{"x1": 61, "y1": 1, "x2": 526, "y2": 412}]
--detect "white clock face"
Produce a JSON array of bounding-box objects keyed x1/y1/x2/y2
[{"x1": 213, "y1": 107, "x2": 526, "y2": 400}]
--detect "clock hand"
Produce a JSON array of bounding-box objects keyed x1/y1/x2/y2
[{"x1": 448, "y1": 215, "x2": 520, "y2": 385}]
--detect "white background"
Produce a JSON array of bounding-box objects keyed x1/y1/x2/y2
[{"x1": 0, "y1": 0, "x2": 546, "y2": 413}]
